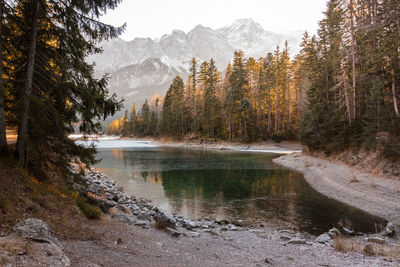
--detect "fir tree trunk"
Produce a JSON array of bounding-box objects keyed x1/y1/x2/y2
[
  {"x1": 267, "y1": 87, "x2": 271, "y2": 133},
  {"x1": 15, "y1": 0, "x2": 40, "y2": 167},
  {"x1": 392, "y1": 69, "x2": 400, "y2": 117},
  {"x1": 0, "y1": 0, "x2": 7, "y2": 154},
  {"x1": 350, "y1": 0, "x2": 357, "y2": 119},
  {"x1": 274, "y1": 80, "x2": 278, "y2": 134},
  {"x1": 343, "y1": 71, "x2": 352, "y2": 125}
]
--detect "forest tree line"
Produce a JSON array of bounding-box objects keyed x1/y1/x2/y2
[
  {"x1": 108, "y1": 45, "x2": 302, "y2": 142},
  {"x1": 0, "y1": 0, "x2": 123, "y2": 173},
  {"x1": 108, "y1": 0, "x2": 400, "y2": 160}
]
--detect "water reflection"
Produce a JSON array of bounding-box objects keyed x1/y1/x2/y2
[{"x1": 96, "y1": 147, "x2": 386, "y2": 235}]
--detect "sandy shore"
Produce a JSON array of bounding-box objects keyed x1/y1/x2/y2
[{"x1": 273, "y1": 153, "x2": 400, "y2": 225}]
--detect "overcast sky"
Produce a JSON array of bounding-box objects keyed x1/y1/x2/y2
[{"x1": 100, "y1": 0, "x2": 328, "y2": 41}]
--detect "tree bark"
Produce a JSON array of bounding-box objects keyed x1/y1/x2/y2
[
  {"x1": 350, "y1": 0, "x2": 357, "y2": 119},
  {"x1": 0, "y1": 1, "x2": 8, "y2": 154},
  {"x1": 15, "y1": 0, "x2": 40, "y2": 167},
  {"x1": 343, "y1": 71, "x2": 352, "y2": 125},
  {"x1": 392, "y1": 69, "x2": 400, "y2": 117}
]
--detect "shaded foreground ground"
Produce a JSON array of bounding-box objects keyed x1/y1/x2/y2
[{"x1": 63, "y1": 217, "x2": 393, "y2": 267}]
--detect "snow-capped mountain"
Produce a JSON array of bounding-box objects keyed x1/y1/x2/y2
[{"x1": 88, "y1": 18, "x2": 303, "y2": 106}]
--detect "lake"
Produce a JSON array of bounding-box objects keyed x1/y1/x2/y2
[{"x1": 94, "y1": 142, "x2": 386, "y2": 235}]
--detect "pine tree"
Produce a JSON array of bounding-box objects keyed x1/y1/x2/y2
[
  {"x1": 9, "y1": 0, "x2": 125, "y2": 171},
  {"x1": 0, "y1": 0, "x2": 8, "y2": 154}
]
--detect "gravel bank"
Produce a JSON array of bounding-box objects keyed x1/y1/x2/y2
[{"x1": 273, "y1": 153, "x2": 400, "y2": 225}]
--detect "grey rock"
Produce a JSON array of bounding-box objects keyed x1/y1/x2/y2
[
  {"x1": 384, "y1": 222, "x2": 395, "y2": 237},
  {"x1": 227, "y1": 224, "x2": 238, "y2": 231},
  {"x1": 0, "y1": 235, "x2": 70, "y2": 266},
  {"x1": 328, "y1": 227, "x2": 341, "y2": 238},
  {"x1": 86, "y1": 192, "x2": 116, "y2": 212},
  {"x1": 154, "y1": 210, "x2": 177, "y2": 229},
  {"x1": 13, "y1": 218, "x2": 61, "y2": 248},
  {"x1": 165, "y1": 227, "x2": 181, "y2": 237},
  {"x1": 134, "y1": 220, "x2": 148, "y2": 227},
  {"x1": 315, "y1": 233, "x2": 331, "y2": 244},
  {"x1": 183, "y1": 231, "x2": 201, "y2": 238},
  {"x1": 287, "y1": 237, "x2": 306, "y2": 245},
  {"x1": 279, "y1": 229, "x2": 295, "y2": 235},
  {"x1": 342, "y1": 227, "x2": 354, "y2": 236},
  {"x1": 264, "y1": 257, "x2": 273, "y2": 264},
  {"x1": 280, "y1": 235, "x2": 291, "y2": 241},
  {"x1": 204, "y1": 229, "x2": 221, "y2": 236},
  {"x1": 182, "y1": 220, "x2": 196, "y2": 230},
  {"x1": 112, "y1": 214, "x2": 135, "y2": 225}
]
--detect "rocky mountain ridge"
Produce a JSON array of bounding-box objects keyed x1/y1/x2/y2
[{"x1": 88, "y1": 18, "x2": 303, "y2": 105}]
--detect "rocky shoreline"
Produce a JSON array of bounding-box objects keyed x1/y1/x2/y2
[
  {"x1": 77, "y1": 165, "x2": 398, "y2": 244},
  {"x1": 1, "y1": 163, "x2": 399, "y2": 266}
]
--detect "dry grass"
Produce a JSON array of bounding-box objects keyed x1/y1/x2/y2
[
  {"x1": 0, "y1": 156, "x2": 100, "y2": 241},
  {"x1": 363, "y1": 243, "x2": 375, "y2": 256},
  {"x1": 349, "y1": 173, "x2": 359, "y2": 183},
  {"x1": 334, "y1": 237, "x2": 400, "y2": 262},
  {"x1": 154, "y1": 219, "x2": 165, "y2": 229},
  {"x1": 370, "y1": 178, "x2": 377, "y2": 188}
]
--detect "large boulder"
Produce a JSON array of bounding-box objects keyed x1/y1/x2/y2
[
  {"x1": 0, "y1": 218, "x2": 71, "y2": 266},
  {"x1": 13, "y1": 218, "x2": 61, "y2": 248}
]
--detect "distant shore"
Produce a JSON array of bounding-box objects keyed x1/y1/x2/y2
[{"x1": 119, "y1": 136, "x2": 303, "y2": 154}]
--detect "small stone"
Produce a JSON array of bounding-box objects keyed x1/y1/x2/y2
[
  {"x1": 328, "y1": 227, "x2": 340, "y2": 238},
  {"x1": 342, "y1": 227, "x2": 354, "y2": 236},
  {"x1": 280, "y1": 235, "x2": 291, "y2": 241},
  {"x1": 384, "y1": 222, "x2": 396, "y2": 237},
  {"x1": 183, "y1": 231, "x2": 200, "y2": 238},
  {"x1": 315, "y1": 233, "x2": 331, "y2": 244},
  {"x1": 165, "y1": 227, "x2": 181, "y2": 237},
  {"x1": 287, "y1": 237, "x2": 306, "y2": 245},
  {"x1": 134, "y1": 220, "x2": 148, "y2": 227},
  {"x1": 264, "y1": 257, "x2": 272, "y2": 264}
]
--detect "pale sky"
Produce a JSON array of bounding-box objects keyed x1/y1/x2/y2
[{"x1": 100, "y1": 0, "x2": 328, "y2": 41}]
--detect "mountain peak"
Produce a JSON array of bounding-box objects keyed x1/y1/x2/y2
[
  {"x1": 89, "y1": 19, "x2": 303, "y2": 105},
  {"x1": 220, "y1": 18, "x2": 264, "y2": 33}
]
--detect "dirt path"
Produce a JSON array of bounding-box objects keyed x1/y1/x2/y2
[{"x1": 273, "y1": 153, "x2": 400, "y2": 224}]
